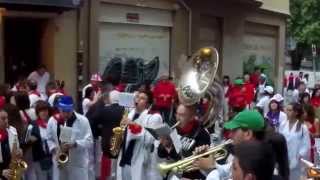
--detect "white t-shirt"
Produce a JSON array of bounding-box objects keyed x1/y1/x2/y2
[
  {"x1": 29, "y1": 94, "x2": 41, "y2": 108},
  {"x1": 82, "y1": 98, "x2": 92, "y2": 115},
  {"x1": 28, "y1": 71, "x2": 50, "y2": 99},
  {"x1": 256, "y1": 96, "x2": 270, "y2": 116}
]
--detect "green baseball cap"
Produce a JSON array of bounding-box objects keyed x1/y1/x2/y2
[
  {"x1": 234, "y1": 79, "x2": 244, "y2": 85},
  {"x1": 224, "y1": 110, "x2": 265, "y2": 131}
]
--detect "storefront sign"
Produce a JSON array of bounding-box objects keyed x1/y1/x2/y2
[
  {"x1": 126, "y1": 13, "x2": 139, "y2": 23},
  {"x1": 0, "y1": 0, "x2": 79, "y2": 8}
]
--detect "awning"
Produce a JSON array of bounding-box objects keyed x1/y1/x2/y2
[{"x1": 0, "y1": 0, "x2": 81, "y2": 9}]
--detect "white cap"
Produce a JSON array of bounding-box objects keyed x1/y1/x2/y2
[
  {"x1": 270, "y1": 93, "x2": 284, "y2": 102},
  {"x1": 90, "y1": 73, "x2": 102, "y2": 82},
  {"x1": 264, "y1": 86, "x2": 274, "y2": 94},
  {"x1": 109, "y1": 90, "x2": 120, "y2": 104}
]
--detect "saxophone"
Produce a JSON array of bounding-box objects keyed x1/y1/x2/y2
[
  {"x1": 109, "y1": 109, "x2": 128, "y2": 157},
  {"x1": 9, "y1": 136, "x2": 28, "y2": 180}
]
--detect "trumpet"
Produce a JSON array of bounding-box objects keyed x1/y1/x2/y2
[
  {"x1": 301, "y1": 158, "x2": 320, "y2": 179},
  {"x1": 158, "y1": 139, "x2": 232, "y2": 175}
]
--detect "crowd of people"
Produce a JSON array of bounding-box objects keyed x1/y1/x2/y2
[{"x1": 0, "y1": 64, "x2": 319, "y2": 180}]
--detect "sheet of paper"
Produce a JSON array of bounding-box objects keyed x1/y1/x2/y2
[
  {"x1": 145, "y1": 125, "x2": 172, "y2": 140},
  {"x1": 119, "y1": 92, "x2": 135, "y2": 108},
  {"x1": 170, "y1": 129, "x2": 182, "y2": 153},
  {"x1": 0, "y1": 142, "x2": 2, "y2": 163},
  {"x1": 24, "y1": 124, "x2": 33, "y2": 143},
  {"x1": 59, "y1": 126, "x2": 73, "y2": 143}
]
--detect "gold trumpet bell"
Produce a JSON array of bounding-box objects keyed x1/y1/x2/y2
[{"x1": 308, "y1": 168, "x2": 320, "y2": 178}]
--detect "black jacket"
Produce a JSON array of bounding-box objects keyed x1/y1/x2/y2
[
  {"x1": 158, "y1": 124, "x2": 211, "y2": 180},
  {"x1": 86, "y1": 100, "x2": 106, "y2": 138},
  {"x1": 30, "y1": 121, "x2": 51, "y2": 162},
  {"x1": 90, "y1": 103, "x2": 125, "y2": 158}
]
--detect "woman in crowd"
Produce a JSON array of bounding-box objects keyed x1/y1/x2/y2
[
  {"x1": 265, "y1": 96, "x2": 287, "y2": 131},
  {"x1": 311, "y1": 88, "x2": 320, "y2": 108},
  {"x1": 27, "y1": 100, "x2": 52, "y2": 180},
  {"x1": 300, "y1": 92, "x2": 311, "y2": 105},
  {"x1": 82, "y1": 87, "x2": 100, "y2": 115},
  {"x1": 302, "y1": 104, "x2": 320, "y2": 162},
  {"x1": 15, "y1": 91, "x2": 36, "y2": 123},
  {"x1": 280, "y1": 103, "x2": 310, "y2": 180}
]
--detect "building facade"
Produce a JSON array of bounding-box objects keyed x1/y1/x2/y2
[
  {"x1": 86, "y1": 0, "x2": 289, "y2": 93},
  {"x1": 0, "y1": 0, "x2": 289, "y2": 99}
]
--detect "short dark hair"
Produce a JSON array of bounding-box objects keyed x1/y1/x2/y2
[
  {"x1": 84, "y1": 87, "x2": 94, "y2": 99},
  {"x1": 15, "y1": 91, "x2": 30, "y2": 110},
  {"x1": 240, "y1": 126, "x2": 266, "y2": 141},
  {"x1": 27, "y1": 80, "x2": 37, "y2": 91},
  {"x1": 139, "y1": 90, "x2": 153, "y2": 105},
  {"x1": 233, "y1": 141, "x2": 275, "y2": 180},
  {"x1": 38, "y1": 64, "x2": 47, "y2": 70},
  {"x1": 35, "y1": 100, "x2": 50, "y2": 116}
]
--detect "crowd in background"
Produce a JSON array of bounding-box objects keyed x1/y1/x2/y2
[{"x1": 0, "y1": 64, "x2": 320, "y2": 180}]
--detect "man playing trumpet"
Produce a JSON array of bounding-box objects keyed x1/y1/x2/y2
[{"x1": 158, "y1": 103, "x2": 211, "y2": 179}]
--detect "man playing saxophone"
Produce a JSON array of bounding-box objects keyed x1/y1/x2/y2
[
  {"x1": 158, "y1": 103, "x2": 211, "y2": 180},
  {"x1": 0, "y1": 107, "x2": 23, "y2": 180},
  {"x1": 116, "y1": 89, "x2": 164, "y2": 180},
  {"x1": 47, "y1": 96, "x2": 93, "y2": 180}
]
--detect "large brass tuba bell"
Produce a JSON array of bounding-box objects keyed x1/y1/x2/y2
[{"x1": 178, "y1": 47, "x2": 219, "y2": 106}]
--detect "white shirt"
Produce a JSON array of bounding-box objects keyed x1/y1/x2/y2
[
  {"x1": 82, "y1": 98, "x2": 92, "y2": 115},
  {"x1": 82, "y1": 84, "x2": 92, "y2": 99},
  {"x1": 28, "y1": 71, "x2": 50, "y2": 99},
  {"x1": 279, "y1": 119, "x2": 310, "y2": 180},
  {"x1": 29, "y1": 94, "x2": 41, "y2": 108},
  {"x1": 256, "y1": 96, "x2": 270, "y2": 116}
]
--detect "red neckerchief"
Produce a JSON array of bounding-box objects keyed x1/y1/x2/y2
[
  {"x1": 22, "y1": 110, "x2": 32, "y2": 124},
  {"x1": 53, "y1": 114, "x2": 65, "y2": 124},
  {"x1": 149, "y1": 109, "x2": 160, "y2": 115},
  {"x1": 36, "y1": 118, "x2": 48, "y2": 128},
  {"x1": 178, "y1": 119, "x2": 199, "y2": 135},
  {"x1": 30, "y1": 90, "x2": 41, "y2": 97},
  {"x1": 0, "y1": 129, "x2": 8, "y2": 142}
]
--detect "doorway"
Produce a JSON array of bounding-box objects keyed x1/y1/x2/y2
[{"x1": 4, "y1": 17, "x2": 45, "y2": 86}]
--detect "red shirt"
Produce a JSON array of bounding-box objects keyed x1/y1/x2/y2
[
  {"x1": 153, "y1": 80, "x2": 177, "y2": 109},
  {"x1": 311, "y1": 97, "x2": 320, "y2": 108},
  {"x1": 228, "y1": 85, "x2": 247, "y2": 108},
  {"x1": 243, "y1": 82, "x2": 255, "y2": 105},
  {"x1": 250, "y1": 73, "x2": 260, "y2": 87}
]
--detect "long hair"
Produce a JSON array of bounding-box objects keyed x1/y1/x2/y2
[
  {"x1": 291, "y1": 103, "x2": 304, "y2": 132},
  {"x1": 303, "y1": 104, "x2": 315, "y2": 123},
  {"x1": 312, "y1": 88, "x2": 320, "y2": 98}
]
